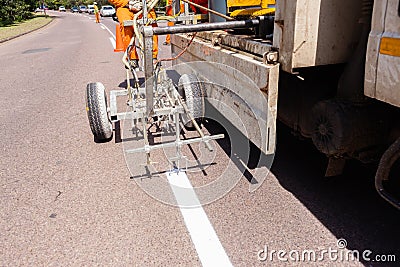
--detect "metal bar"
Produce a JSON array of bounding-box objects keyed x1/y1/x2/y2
[
  {"x1": 125, "y1": 134, "x2": 225, "y2": 153},
  {"x1": 126, "y1": 69, "x2": 132, "y2": 103},
  {"x1": 151, "y1": 19, "x2": 260, "y2": 35},
  {"x1": 142, "y1": 0, "x2": 148, "y2": 24},
  {"x1": 115, "y1": 106, "x2": 185, "y2": 120},
  {"x1": 110, "y1": 90, "x2": 118, "y2": 118},
  {"x1": 143, "y1": 26, "x2": 154, "y2": 116},
  {"x1": 111, "y1": 89, "x2": 129, "y2": 96},
  {"x1": 175, "y1": 112, "x2": 181, "y2": 168},
  {"x1": 173, "y1": 0, "x2": 180, "y2": 15},
  {"x1": 142, "y1": 115, "x2": 151, "y2": 164}
]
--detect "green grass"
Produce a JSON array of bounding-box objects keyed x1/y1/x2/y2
[{"x1": 0, "y1": 15, "x2": 53, "y2": 42}]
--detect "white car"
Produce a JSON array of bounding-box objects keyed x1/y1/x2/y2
[
  {"x1": 87, "y1": 5, "x2": 94, "y2": 14},
  {"x1": 100, "y1": 5, "x2": 115, "y2": 17},
  {"x1": 58, "y1": 6, "x2": 66, "y2": 12}
]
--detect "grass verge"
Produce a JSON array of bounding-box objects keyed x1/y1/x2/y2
[{"x1": 0, "y1": 15, "x2": 53, "y2": 43}]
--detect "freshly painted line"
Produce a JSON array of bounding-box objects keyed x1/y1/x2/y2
[
  {"x1": 100, "y1": 23, "x2": 116, "y2": 39},
  {"x1": 167, "y1": 171, "x2": 233, "y2": 267},
  {"x1": 109, "y1": 37, "x2": 116, "y2": 50}
]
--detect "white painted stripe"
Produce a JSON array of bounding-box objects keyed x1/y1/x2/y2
[
  {"x1": 109, "y1": 37, "x2": 116, "y2": 50},
  {"x1": 167, "y1": 171, "x2": 233, "y2": 267},
  {"x1": 100, "y1": 25, "x2": 105, "y2": 30},
  {"x1": 100, "y1": 23, "x2": 116, "y2": 39}
]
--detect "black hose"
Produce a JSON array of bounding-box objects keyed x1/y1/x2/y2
[
  {"x1": 375, "y1": 137, "x2": 400, "y2": 210},
  {"x1": 112, "y1": 13, "x2": 119, "y2": 23}
]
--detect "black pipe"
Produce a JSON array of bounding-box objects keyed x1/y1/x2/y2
[
  {"x1": 375, "y1": 137, "x2": 400, "y2": 210},
  {"x1": 151, "y1": 19, "x2": 260, "y2": 35}
]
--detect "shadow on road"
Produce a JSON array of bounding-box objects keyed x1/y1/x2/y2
[
  {"x1": 205, "y1": 112, "x2": 400, "y2": 265},
  {"x1": 271, "y1": 123, "x2": 400, "y2": 265}
]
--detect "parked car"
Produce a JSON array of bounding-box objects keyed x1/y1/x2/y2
[
  {"x1": 58, "y1": 6, "x2": 66, "y2": 12},
  {"x1": 100, "y1": 5, "x2": 116, "y2": 17},
  {"x1": 71, "y1": 6, "x2": 79, "y2": 13},
  {"x1": 35, "y1": 5, "x2": 48, "y2": 12},
  {"x1": 79, "y1": 6, "x2": 87, "y2": 13},
  {"x1": 87, "y1": 5, "x2": 95, "y2": 14}
]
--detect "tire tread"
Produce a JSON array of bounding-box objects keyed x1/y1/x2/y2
[{"x1": 86, "y1": 82, "x2": 113, "y2": 141}]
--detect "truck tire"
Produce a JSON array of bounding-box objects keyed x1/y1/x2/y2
[
  {"x1": 86, "y1": 82, "x2": 113, "y2": 142},
  {"x1": 178, "y1": 74, "x2": 206, "y2": 129}
]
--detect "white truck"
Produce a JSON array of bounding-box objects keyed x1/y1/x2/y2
[{"x1": 170, "y1": 0, "x2": 400, "y2": 208}]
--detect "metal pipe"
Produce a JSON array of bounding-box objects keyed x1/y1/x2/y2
[
  {"x1": 175, "y1": 112, "x2": 181, "y2": 168},
  {"x1": 173, "y1": 0, "x2": 180, "y2": 15},
  {"x1": 142, "y1": 116, "x2": 151, "y2": 164},
  {"x1": 142, "y1": 0, "x2": 148, "y2": 20},
  {"x1": 143, "y1": 26, "x2": 154, "y2": 116},
  {"x1": 151, "y1": 19, "x2": 259, "y2": 35},
  {"x1": 132, "y1": 0, "x2": 160, "y2": 51},
  {"x1": 126, "y1": 134, "x2": 225, "y2": 153}
]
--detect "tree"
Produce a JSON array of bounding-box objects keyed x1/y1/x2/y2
[{"x1": 0, "y1": 0, "x2": 33, "y2": 25}]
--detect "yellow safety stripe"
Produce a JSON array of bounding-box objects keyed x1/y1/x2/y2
[{"x1": 380, "y1": 37, "x2": 400, "y2": 57}]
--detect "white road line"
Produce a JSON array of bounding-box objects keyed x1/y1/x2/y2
[
  {"x1": 109, "y1": 37, "x2": 116, "y2": 50},
  {"x1": 100, "y1": 23, "x2": 116, "y2": 39},
  {"x1": 100, "y1": 25, "x2": 105, "y2": 30},
  {"x1": 167, "y1": 171, "x2": 233, "y2": 267}
]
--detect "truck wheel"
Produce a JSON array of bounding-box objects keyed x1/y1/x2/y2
[
  {"x1": 86, "y1": 82, "x2": 113, "y2": 142},
  {"x1": 178, "y1": 74, "x2": 206, "y2": 129}
]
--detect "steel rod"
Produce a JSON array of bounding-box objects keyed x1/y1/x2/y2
[
  {"x1": 125, "y1": 134, "x2": 225, "y2": 153},
  {"x1": 151, "y1": 19, "x2": 260, "y2": 35},
  {"x1": 143, "y1": 27, "x2": 154, "y2": 116}
]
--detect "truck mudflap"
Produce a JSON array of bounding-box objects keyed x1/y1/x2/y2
[{"x1": 171, "y1": 33, "x2": 279, "y2": 156}]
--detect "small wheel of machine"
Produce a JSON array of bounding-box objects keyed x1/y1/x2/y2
[
  {"x1": 178, "y1": 74, "x2": 206, "y2": 129},
  {"x1": 86, "y1": 82, "x2": 113, "y2": 142}
]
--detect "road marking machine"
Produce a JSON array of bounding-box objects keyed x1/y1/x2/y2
[{"x1": 85, "y1": 0, "x2": 273, "y2": 173}]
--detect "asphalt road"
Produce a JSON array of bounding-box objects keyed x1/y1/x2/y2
[{"x1": 1, "y1": 11, "x2": 399, "y2": 266}]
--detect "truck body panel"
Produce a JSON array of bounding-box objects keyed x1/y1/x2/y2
[
  {"x1": 274, "y1": 0, "x2": 364, "y2": 72},
  {"x1": 365, "y1": 0, "x2": 400, "y2": 107}
]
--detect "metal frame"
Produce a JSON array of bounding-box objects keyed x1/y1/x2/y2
[
  {"x1": 109, "y1": 66, "x2": 224, "y2": 168},
  {"x1": 109, "y1": 16, "x2": 267, "y2": 169}
]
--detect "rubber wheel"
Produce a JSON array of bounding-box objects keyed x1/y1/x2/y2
[
  {"x1": 178, "y1": 74, "x2": 206, "y2": 129},
  {"x1": 86, "y1": 82, "x2": 113, "y2": 142}
]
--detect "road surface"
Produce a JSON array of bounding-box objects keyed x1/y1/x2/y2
[{"x1": 0, "y1": 11, "x2": 399, "y2": 266}]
